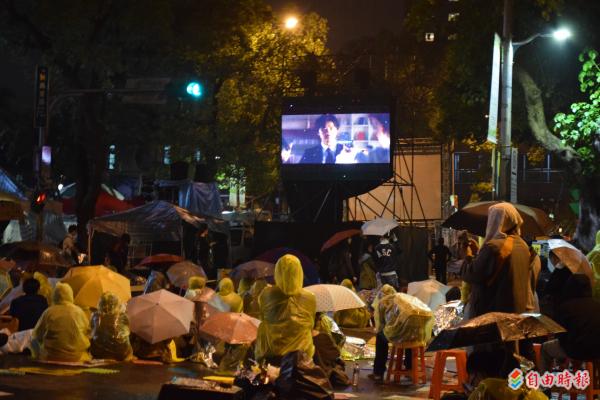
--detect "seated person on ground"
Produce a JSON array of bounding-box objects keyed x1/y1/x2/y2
[
  {"x1": 90, "y1": 292, "x2": 133, "y2": 361},
  {"x1": 333, "y1": 279, "x2": 370, "y2": 329},
  {"x1": 29, "y1": 282, "x2": 91, "y2": 362},
  {"x1": 255, "y1": 254, "x2": 316, "y2": 363},
  {"x1": 9, "y1": 278, "x2": 48, "y2": 331}
]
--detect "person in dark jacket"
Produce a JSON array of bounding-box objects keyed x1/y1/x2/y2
[
  {"x1": 374, "y1": 235, "x2": 399, "y2": 289},
  {"x1": 9, "y1": 278, "x2": 48, "y2": 331},
  {"x1": 540, "y1": 274, "x2": 600, "y2": 373},
  {"x1": 428, "y1": 237, "x2": 451, "y2": 284}
]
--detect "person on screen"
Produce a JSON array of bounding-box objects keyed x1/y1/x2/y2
[
  {"x1": 281, "y1": 138, "x2": 293, "y2": 163},
  {"x1": 368, "y1": 115, "x2": 391, "y2": 163},
  {"x1": 300, "y1": 114, "x2": 343, "y2": 164}
]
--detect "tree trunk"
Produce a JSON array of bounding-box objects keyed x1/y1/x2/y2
[
  {"x1": 74, "y1": 95, "x2": 108, "y2": 249},
  {"x1": 575, "y1": 176, "x2": 600, "y2": 253}
]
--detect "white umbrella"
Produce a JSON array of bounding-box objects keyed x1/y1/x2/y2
[
  {"x1": 304, "y1": 284, "x2": 365, "y2": 312},
  {"x1": 167, "y1": 261, "x2": 206, "y2": 288},
  {"x1": 547, "y1": 239, "x2": 593, "y2": 280},
  {"x1": 231, "y1": 260, "x2": 275, "y2": 280},
  {"x1": 126, "y1": 289, "x2": 194, "y2": 344},
  {"x1": 361, "y1": 218, "x2": 398, "y2": 236},
  {"x1": 407, "y1": 279, "x2": 451, "y2": 312}
]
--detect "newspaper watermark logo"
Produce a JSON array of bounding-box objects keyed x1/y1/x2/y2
[
  {"x1": 508, "y1": 368, "x2": 524, "y2": 390},
  {"x1": 508, "y1": 369, "x2": 590, "y2": 391}
]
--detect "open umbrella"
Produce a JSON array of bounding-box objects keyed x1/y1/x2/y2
[
  {"x1": 255, "y1": 247, "x2": 319, "y2": 285},
  {"x1": 127, "y1": 289, "x2": 194, "y2": 344},
  {"x1": 361, "y1": 218, "x2": 398, "y2": 236},
  {"x1": 407, "y1": 279, "x2": 451, "y2": 311},
  {"x1": 547, "y1": 239, "x2": 593, "y2": 280},
  {"x1": 167, "y1": 261, "x2": 206, "y2": 288},
  {"x1": 190, "y1": 287, "x2": 230, "y2": 323},
  {"x1": 0, "y1": 258, "x2": 16, "y2": 273},
  {"x1": 427, "y1": 312, "x2": 566, "y2": 352},
  {"x1": 138, "y1": 253, "x2": 184, "y2": 267},
  {"x1": 61, "y1": 265, "x2": 131, "y2": 308},
  {"x1": 198, "y1": 312, "x2": 260, "y2": 344},
  {"x1": 231, "y1": 260, "x2": 274, "y2": 280},
  {"x1": 0, "y1": 241, "x2": 70, "y2": 273},
  {"x1": 442, "y1": 201, "x2": 553, "y2": 238},
  {"x1": 320, "y1": 229, "x2": 362, "y2": 252},
  {"x1": 0, "y1": 192, "x2": 24, "y2": 221},
  {"x1": 304, "y1": 284, "x2": 366, "y2": 312}
]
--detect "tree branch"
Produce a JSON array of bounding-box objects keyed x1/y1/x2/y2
[{"x1": 515, "y1": 66, "x2": 582, "y2": 174}]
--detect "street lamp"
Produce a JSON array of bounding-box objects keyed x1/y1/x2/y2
[
  {"x1": 496, "y1": 24, "x2": 572, "y2": 201},
  {"x1": 284, "y1": 15, "x2": 299, "y2": 30}
]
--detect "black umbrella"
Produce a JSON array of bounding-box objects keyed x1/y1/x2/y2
[
  {"x1": 0, "y1": 241, "x2": 70, "y2": 275},
  {"x1": 427, "y1": 312, "x2": 565, "y2": 352}
]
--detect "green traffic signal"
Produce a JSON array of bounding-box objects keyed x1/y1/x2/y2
[{"x1": 186, "y1": 82, "x2": 203, "y2": 98}]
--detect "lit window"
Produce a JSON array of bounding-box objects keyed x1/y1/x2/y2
[
  {"x1": 448, "y1": 12, "x2": 460, "y2": 22},
  {"x1": 425, "y1": 32, "x2": 435, "y2": 42},
  {"x1": 163, "y1": 145, "x2": 171, "y2": 165},
  {"x1": 194, "y1": 149, "x2": 201, "y2": 162}
]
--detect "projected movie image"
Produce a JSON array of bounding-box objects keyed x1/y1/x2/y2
[{"x1": 281, "y1": 113, "x2": 391, "y2": 165}]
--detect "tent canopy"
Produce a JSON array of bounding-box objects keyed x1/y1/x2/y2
[{"x1": 88, "y1": 200, "x2": 228, "y2": 242}]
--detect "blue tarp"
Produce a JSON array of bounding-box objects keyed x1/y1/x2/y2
[{"x1": 155, "y1": 180, "x2": 223, "y2": 217}]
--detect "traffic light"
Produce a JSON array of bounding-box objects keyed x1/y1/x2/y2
[
  {"x1": 186, "y1": 81, "x2": 203, "y2": 98},
  {"x1": 166, "y1": 78, "x2": 204, "y2": 101},
  {"x1": 31, "y1": 191, "x2": 47, "y2": 214}
]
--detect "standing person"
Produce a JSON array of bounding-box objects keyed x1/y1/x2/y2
[
  {"x1": 374, "y1": 235, "x2": 399, "y2": 289},
  {"x1": 300, "y1": 114, "x2": 343, "y2": 164},
  {"x1": 108, "y1": 233, "x2": 130, "y2": 274},
  {"x1": 358, "y1": 240, "x2": 377, "y2": 290},
  {"x1": 428, "y1": 237, "x2": 451, "y2": 284},
  {"x1": 463, "y1": 203, "x2": 535, "y2": 319},
  {"x1": 62, "y1": 225, "x2": 80, "y2": 264}
]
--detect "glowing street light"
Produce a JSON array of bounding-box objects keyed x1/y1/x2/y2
[
  {"x1": 552, "y1": 28, "x2": 572, "y2": 41},
  {"x1": 284, "y1": 16, "x2": 299, "y2": 30}
]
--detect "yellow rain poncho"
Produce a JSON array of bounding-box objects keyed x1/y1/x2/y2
[
  {"x1": 90, "y1": 292, "x2": 133, "y2": 361},
  {"x1": 184, "y1": 276, "x2": 207, "y2": 299},
  {"x1": 218, "y1": 278, "x2": 243, "y2": 313},
  {"x1": 255, "y1": 254, "x2": 317, "y2": 362},
  {"x1": 373, "y1": 284, "x2": 397, "y2": 332},
  {"x1": 30, "y1": 282, "x2": 91, "y2": 362},
  {"x1": 588, "y1": 230, "x2": 600, "y2": 299},
  {"x1": 34, "y1": 272, "x2": 53, "y2": 305},
  {"x1": 333, "y1": 279, "x2": 371, "y2": 328},
  {"x1": 469, "y1": 378, "x2": 548, "y2": 400},
  {"x1": 380, "y1": 292, "x2": 433, "y2": 347},
  {"x1": 243, "y1": 279, "x2": 269, "y2": 319}
]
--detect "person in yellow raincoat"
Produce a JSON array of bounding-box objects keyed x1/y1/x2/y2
[
  {"x1": 333, "y1": 279, "x2": 371, "y2": 328},
  {"x1": 29, "y1": 282, "x2": 91, "y2": 362},
  {"x1": 33, "y1": 272, "x2": 53, "y2": 305},
  {"x1": 255, "y1": 254, "x2": 316, "y2": 362},
  {"x1": 588, "y1": 230, "x2": 600, "y2": 299},
  {"x1": 184, "y1": 276, "x2": 207, "y2": 299},
  {"x1": 218, "y1": 277, "x2": 243, "y2": 313},
  {"x1": 90, "y1": 292, "x2": 133, "y2": 361}
]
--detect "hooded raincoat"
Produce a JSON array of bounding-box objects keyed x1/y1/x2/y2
[
  {"x1": 90, "y1": 292, "x2": 133, "y2": 361},
  {"x1": 30, "y1": 282, "x2": 91, "y2": 362},
  {"x1": 33, "y1": 272, "x2": 53, "y2": 305},
  {"x1": 184, "y1": 276, "x2": 207, "y2": 300},
  {"x1": 463, "y1": 203, "x2": 535, "y2": 318},
  {"x1": 587, "y1": 230, "x2": 600, "y2": 299},
  {"x1": 333, "y1": 279, "x2": 371, "y2": 328},
  {"x1": 218, "y1": 278, "x2": 243, "y2": 313},
  {"x1": 255, "y1": 254, "x2": 317, "y2": 362}
]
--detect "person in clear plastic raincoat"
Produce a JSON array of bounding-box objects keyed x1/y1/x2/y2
[
  {"x1": 333, "y1": 279, "x2": 371, "y2": 329},
  {"x1": 255, "y1": 254, "x2": 317, "y2": 362},
  {"x1": 242, "y1": 279, "x2": 269, "y2": 319},
  {"x1": 218, "y1": 277, "x2": 243, "y2": 313},
  {"x1": 588, "y1": 230, "x2": 600, "y2": 299},
  {"x1": 90, "y1": 292, "x2": 133, "y2": 361},
  {"x1": 184, "y1": 276, "x2": 207, "y2": 300},
  {"x1": 29, "y1": 282, "x2": 91, "y2": 362}
]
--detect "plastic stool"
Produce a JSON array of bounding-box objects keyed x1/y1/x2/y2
[
  {"x1": 428, "y1": 349, "x2": 468, "y2": 400},
  {"x1": 532, "y1": 343, "x2": 542, "y2": 369},
  {"x1": 558, "y1": 360, "x2": 600, "y2": 400},
  {"x1": 385, "y1": 344, "x2": 427, "y2": 385}
]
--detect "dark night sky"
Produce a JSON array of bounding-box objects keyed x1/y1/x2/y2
[{"x1": 266, "y1": 0, "x2": 408, "y2": 51}]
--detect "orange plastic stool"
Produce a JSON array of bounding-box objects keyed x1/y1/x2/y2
[
  {"x1": 532, "y1": 343, "x2": 542, "y2": 369},
  {"x1": 385, "y1": 344, "x2": 427, "y2": 385},
  {"x1": 561, "y1": 360, "x2": 600, "y2": 400},
  {"x1": 428, "y1": 349, "x2": 468, "y2": 400}
]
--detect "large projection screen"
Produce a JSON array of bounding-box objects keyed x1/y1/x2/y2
[{"x1": 347, "y1": 152, "x2": 442, "y2": 222}]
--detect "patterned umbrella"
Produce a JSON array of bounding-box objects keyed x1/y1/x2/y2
[
  {"x1": 199, "y1": 312, "x2": 261, "y2": 344},
  {"x1": 320, "y1": 229, "x2": 361, "y2": 252},
  {"x1": 305, "y1": 284, "x2": 366, "y2": 312},
  {"x1": 167, "y1": 261, "x2": 206, "y2": 288},
  {"x1": 127, "y1": 289, "x2": 194, "y2": 344}
]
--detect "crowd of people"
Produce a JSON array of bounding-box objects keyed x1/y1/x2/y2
[{"x1": 1, "y1": 201, "x2": 599, "y2": 399}]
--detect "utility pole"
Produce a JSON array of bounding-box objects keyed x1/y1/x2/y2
[{"x1": 497, "y1": 0, "x2": 513, "y2": 200}]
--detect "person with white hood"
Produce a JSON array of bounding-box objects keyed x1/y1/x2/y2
[{"x1": 463, "y1": 203, "x2": 536, "y2": 319}]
